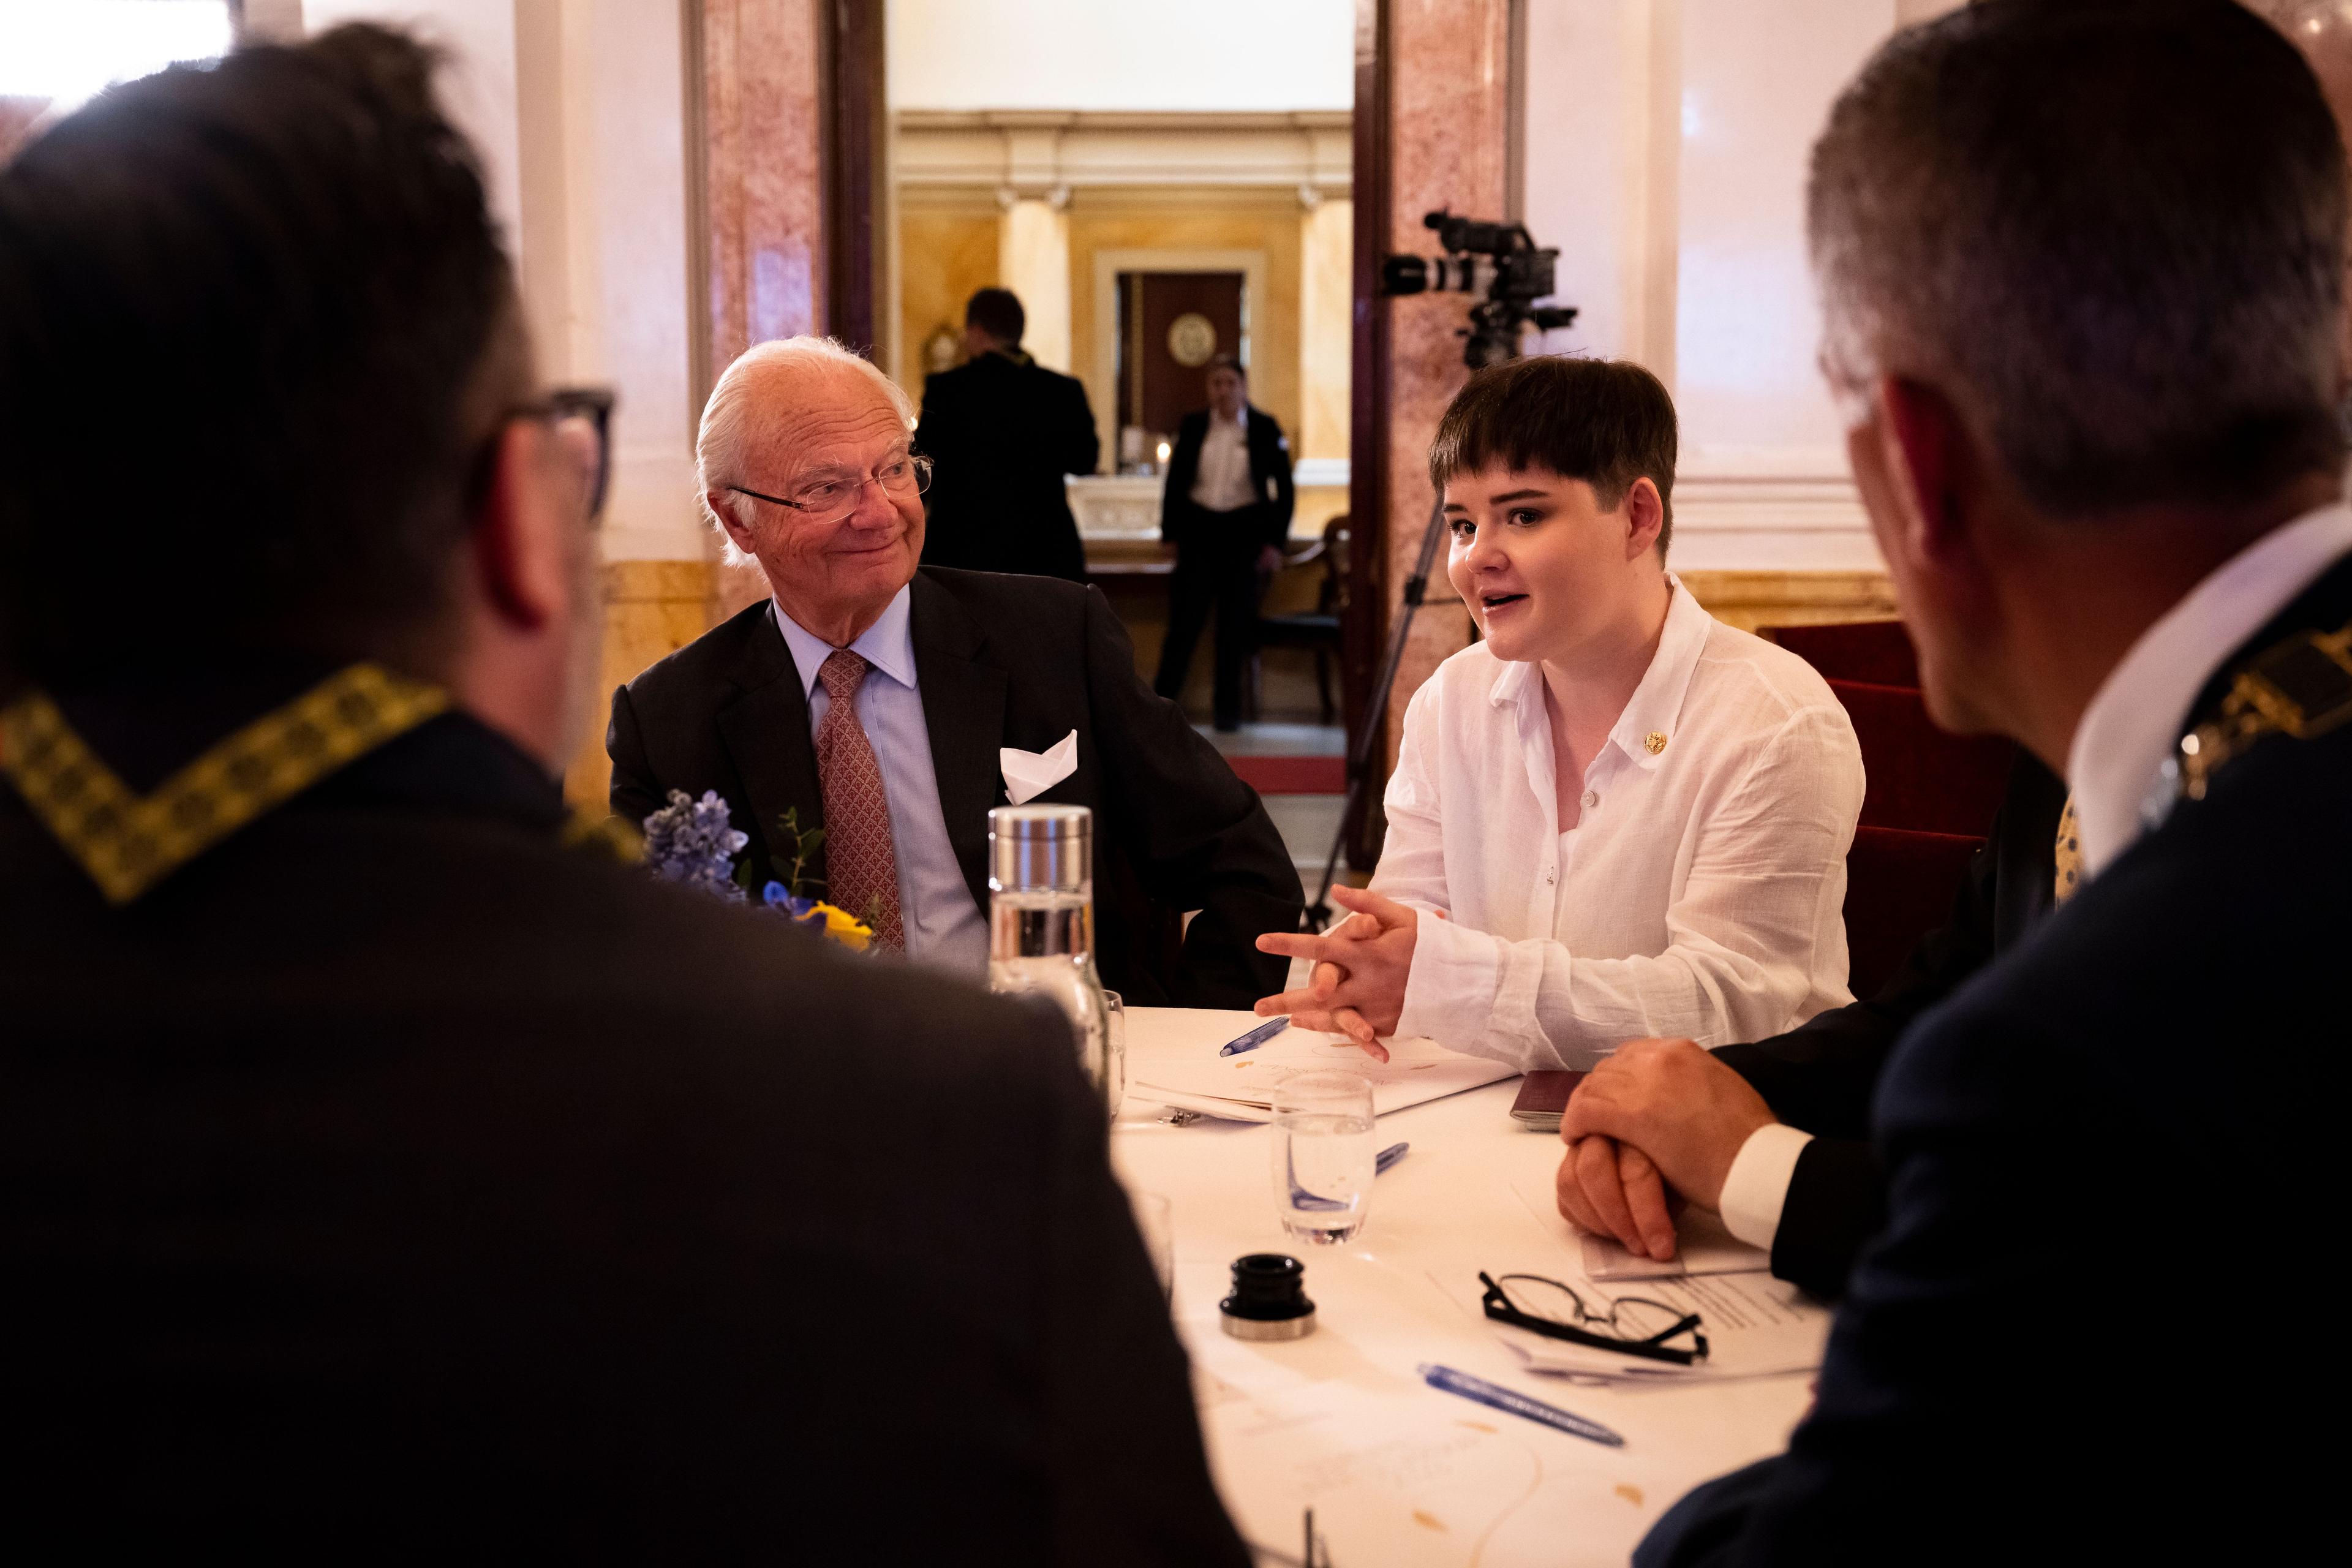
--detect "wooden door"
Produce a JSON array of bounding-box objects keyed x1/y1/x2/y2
[{"x1": 1117, "y1": 271, "x2": 1246, "y2": 447}]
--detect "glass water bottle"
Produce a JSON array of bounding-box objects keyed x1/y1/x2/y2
[{"x1": 987, "y1": 804, "x2": 1123, "y2": 1120}]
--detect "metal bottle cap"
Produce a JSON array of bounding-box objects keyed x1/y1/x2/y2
[{"x1": 989, "y1": 804, "x2": 1093, "y2": 892}]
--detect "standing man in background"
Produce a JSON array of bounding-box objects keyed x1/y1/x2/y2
[
  {"x1": 914, "y1": 287, "x2": 1099, "y2": 582},
  {"x1": 1154, "y1": 355, "x2": 1296, "y2": 731}
]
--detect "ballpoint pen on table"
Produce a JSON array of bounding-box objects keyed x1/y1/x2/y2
[
  {"x1": 1219, "y1": 1015, "x2": 1291, "y2": 1056},
  {"x1": 1417, "y1": 1362, "x2": 1625, "y2": 1448},
  {"x1": 1374, "y1": 1142, "x2": 1409, "y2": 1175}
]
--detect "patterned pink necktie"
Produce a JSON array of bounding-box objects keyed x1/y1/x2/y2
[{"x1": 815, "y1": 650, "x2": 905, "y2": 951}]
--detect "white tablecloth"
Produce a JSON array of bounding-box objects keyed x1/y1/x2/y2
[{"x1": 1114, "y1": 1009, "x2": 1814, "y2": 1567}]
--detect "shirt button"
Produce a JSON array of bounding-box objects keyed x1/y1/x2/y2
[
  {"x1": 1545, "y1": 866, "x2": 1557, "y2": 884},
  {"x1": 1582, "y1": 790, "x2": 1600, "y2": 810}
]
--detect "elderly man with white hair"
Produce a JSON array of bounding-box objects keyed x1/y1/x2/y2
[{"x1": 607, "y1": 336, "x2": 1302, "y2": 1005}]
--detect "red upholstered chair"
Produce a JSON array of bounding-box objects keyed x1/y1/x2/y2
[
  {"x1": 1762, "y1": 618, "x2": 1920, "y2": 688},
  {"x1": 1825, "y1": 679, "x2": 2014, "y2": 837},
  {"x1": 1841, "y1": 826, "x2": 1985, "y2": 997},
  {"x1": 1760, "y1": 619, "x2": 2014, "y2": 1001}
]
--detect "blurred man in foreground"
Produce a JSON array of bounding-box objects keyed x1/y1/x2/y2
[
  {"x1": 1639, "y1": 2, "x2": 2352, "y2": 1561},
  {"x1": 0, "y1": 28, "x2": 1245, "y2": 1561},
  {"x1": 1551, "y1": 0, "x2": 2352, "y2": 1309}
]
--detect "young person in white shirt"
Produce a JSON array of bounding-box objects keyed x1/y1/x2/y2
[{"x1": 1255, "y1": 357, "x2": 1866, "y2": 1072}]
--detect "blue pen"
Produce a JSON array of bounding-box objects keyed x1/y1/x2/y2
[
  {"x1": 1417, "y1": 1363, "x2": 1624, "y2": 1449},
  {"x1": 1374, "y1": 1142, "x2": 1409, "y2": 1175},
  {"x1": 1218, "y1": 1016, "x2": 1291, "y2": 1057}
]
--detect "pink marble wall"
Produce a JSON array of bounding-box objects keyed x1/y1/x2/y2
[
  {"x1": 703, "y1": 0, "x2": 826, "y2": 364},
  {"x1": 1380, "y1": 0, "x2": 1509, "y2": 763},
  {"x1": 700, "y1": 0, "x2": 828, "y2": 618}
]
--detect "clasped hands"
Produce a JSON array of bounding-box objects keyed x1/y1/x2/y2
[
  {"x1": 1553, "y1": 1037, "x2": 1779, "y2": 1262},
  {"x1": 1254, "y1": 898, "x2": 1781, "y2": 1264},
  {"x1": 1251, "y1": 884, "x2": 1425, "y2": 1063}
]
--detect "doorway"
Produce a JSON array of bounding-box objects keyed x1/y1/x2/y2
[{"x1": 1116, "y1": 270, "x2": 1245, "y2": 471}]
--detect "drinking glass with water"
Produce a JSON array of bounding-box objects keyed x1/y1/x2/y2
[{"x1": 1270, "y1": 1071, "x2": 1377, "y2": 1244}]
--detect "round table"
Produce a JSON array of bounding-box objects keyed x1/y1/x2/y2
[{"x1": 1112, "y1": 1009, "x2": 1813, "y2": 1567}]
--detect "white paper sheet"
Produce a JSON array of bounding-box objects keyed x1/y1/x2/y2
[
  {"x1": 1197, "y1": 1374, "x2": 1666, "y2": 1567},
  {"x1": 1129, "y1": 1028, "x2": 1517, "y2": 1123}
]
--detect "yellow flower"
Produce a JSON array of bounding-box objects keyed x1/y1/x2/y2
[{"x1": 810, "y1": 901, "x2": 873, "y2": 952}]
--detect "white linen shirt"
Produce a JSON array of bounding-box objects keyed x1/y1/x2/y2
[
  {"x1": 1189, "y1": 410, "x2": 1257, "y2": 513},
  {"x1": 1376, "y1": 577, "x2": 1865, "y2": 1069}
]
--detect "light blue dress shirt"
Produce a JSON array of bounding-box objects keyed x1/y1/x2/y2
[{"x1": 772, "y1": 587, "x2": 990, "y2": 974}]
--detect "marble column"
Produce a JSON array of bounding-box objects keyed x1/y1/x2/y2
[
  {"x1": 997, "y1": 192, "x2": 1072, "y2": 373},
  {"x1": 1299, "y1": 195, "x2": 1354, "y2": 463},
  {"x1": 699, "y1": 0, "x2": 827, "y2": 620},
  {"x1": 1376, "y1": 0, "x2": 1510, "y2": 766}
]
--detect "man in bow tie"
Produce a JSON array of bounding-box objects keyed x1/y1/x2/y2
[{"x1": 608, "y1": 336, "x2": 1302, "y2": 1003}]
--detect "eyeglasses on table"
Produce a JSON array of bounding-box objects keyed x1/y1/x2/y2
[{"x1": 1477, "y1": 1270, "x2": 1709, "y2": 1366}]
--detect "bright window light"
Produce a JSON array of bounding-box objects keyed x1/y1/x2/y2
[{"x1": 0, "y1": 1, "x2": 235, "y2": 111}]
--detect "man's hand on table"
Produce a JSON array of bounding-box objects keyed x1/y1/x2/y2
[
  {"x1": 1251, "y1": 884, "x2": 1424, "y2": 1063},
  {"x1": 1555, "y1": 1136, "x2": 1682, "y2": 1261},
  {"x1": 1554, "y1": 1038, "x2": 1779, "y2": 1262}
]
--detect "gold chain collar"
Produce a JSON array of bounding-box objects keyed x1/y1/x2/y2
[
  {"x1": 2177, "y1": 621, "x2": 2352, "y2": 802},
  {"x1": 0, "y1": 663, "x2": 450, "y2": 905}
]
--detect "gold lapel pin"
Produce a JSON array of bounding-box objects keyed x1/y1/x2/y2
[{"x1": 1645, "y1": 731, "x2": 1668, "y2": 755}]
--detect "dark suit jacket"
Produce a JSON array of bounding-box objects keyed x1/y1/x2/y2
[
  {"x1": 917, "y1": 350, "x2": 1099, "y2": 582},
  {"x1": 1640, "y1": 547, "x2": 2352, "y2": 1567},
  {"x1": 0, "y1": 666, "x2": 1246, "y2": 1562},
  {"x1": 1159, "y1": 406, "x2": 1295, "y2": 551},
  {"x1": 1714, "y1": 753, "x2": 2068, "y2": 1296},
  {"x1": 606, "y1": 568, "x2": 1303, "y2": 1008}
]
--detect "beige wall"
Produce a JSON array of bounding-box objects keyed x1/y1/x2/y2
[
  {"x1": 896, "y1": 197, "x2": 1002, "y2": 399},
  {"x1": 1065, "y1": 189, "x2": 1305, "y2": 462},
  {"x1": 1298, "y1": 196, "x2": 1352, "y2": 464}
]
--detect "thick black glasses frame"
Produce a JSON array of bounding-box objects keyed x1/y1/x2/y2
[
  {"x1": 472, "y1": 386, "x2": 617, "y2": 524},
  {"x1": 1477, "y1": 1270, "x2": 1709, "y2": 1366},
  {"x1": 532, "y1": 386, "x2": 616, "y2": 522}
]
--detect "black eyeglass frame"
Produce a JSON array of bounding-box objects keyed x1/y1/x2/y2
[
  {"x1": 726, "y1": 451, "x2": 934, "y2": 517},
  {"x1": 1477, "y1": 1270, "x2": 1709, "y2": 1366},
  {"x1": 531, "y1": 386, "x2": 616, "y2": 522}
]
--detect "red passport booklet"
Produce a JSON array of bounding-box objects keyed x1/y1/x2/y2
[{"x1": 1509, "y1": 1069, "x2": 1587, "y2": 1130}]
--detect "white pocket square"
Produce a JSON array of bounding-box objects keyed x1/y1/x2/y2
[{"x1": 1001, "y1": 729, "x2": 1079, "y2": 805}]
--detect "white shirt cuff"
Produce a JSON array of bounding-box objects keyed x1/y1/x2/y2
[
  {"x1": 1392, "y1": 911, "x2": 1501, "y2": 1053},
  {"x1": 1717, "y1": 1122, "x2": 1815, "y2": 1253}
]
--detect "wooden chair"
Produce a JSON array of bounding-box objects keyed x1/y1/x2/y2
[{"x1": 1246, "y1": 514, "x2": 1348, "y2": 723}]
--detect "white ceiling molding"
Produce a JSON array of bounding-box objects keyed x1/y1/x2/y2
[{"x1": 897, "y1": 110, "x2": 1351, "y2": 200}]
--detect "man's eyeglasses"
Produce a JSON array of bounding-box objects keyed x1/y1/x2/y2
[
  {"x1": 728, "y1": 453, "x2": 933, "y2": 525},
  {"x1": 531, "y1": 386, "x2": 616, "y2": 524},
  {"x1": 469, "y1": 386, "x2": 617, "y2": 527},
  {"x1": 1478, "y1": 1270, "x2": 1709, "y2": 1366}
]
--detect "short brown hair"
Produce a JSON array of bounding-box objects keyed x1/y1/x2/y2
[
  {"x1": 965, "y1": 287, "x2": 1025, "y2": 345},
  {"x1": 1428, "y1": 356, "x2": 1678, "y2": 555},
  {"x1": 0, "y1": 23, "x2": 526, "y2": 679}
]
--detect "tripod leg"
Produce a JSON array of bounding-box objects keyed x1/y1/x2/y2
[{"x1": 1308, "y1": 494, "x2": 1451, "y2": 927}]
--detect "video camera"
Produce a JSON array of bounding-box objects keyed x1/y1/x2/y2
[{"x1": 1381, "y1": 209, "x2": 1578, "y2": 369}]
